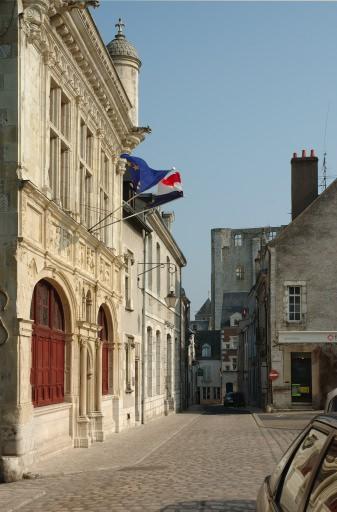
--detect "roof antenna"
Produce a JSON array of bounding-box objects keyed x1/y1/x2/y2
[{"x1": 321, "y1": 103, "x2": 330, "y2": 191}]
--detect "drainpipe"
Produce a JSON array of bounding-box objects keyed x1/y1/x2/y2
[
  {"x1": 266, "y1": 246, "x2": 273, "y2": 410},
  {"x1": 179, "y1": 266, "x2": 183, "y2": 411},
  {"x1": 141, "y1": 229, "x2": 147, "y2": 424}
]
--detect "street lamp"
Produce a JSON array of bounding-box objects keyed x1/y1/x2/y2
[{"x1": 164, "y1": 289, "x2": 178, "y2": 308}]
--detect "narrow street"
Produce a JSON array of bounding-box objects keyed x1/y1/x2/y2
[{"x1": 0, "y1": 406, "x2": 304, "y2": 512}]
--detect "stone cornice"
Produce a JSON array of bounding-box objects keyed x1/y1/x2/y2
[{"x1": 21, "y1": 2, "x2": 145, "y2": 153}]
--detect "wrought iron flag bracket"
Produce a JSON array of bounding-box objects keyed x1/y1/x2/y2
[
  {"x1": 137, "y1": 262, "x2": 177, "y2": 280},
  {"x1": 137, "y1": 263, "x2": 178, "y2": 308}
]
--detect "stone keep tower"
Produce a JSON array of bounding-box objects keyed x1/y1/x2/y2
[{"x1": 107, "y1": 19, "x2": 141, "y2": 126}]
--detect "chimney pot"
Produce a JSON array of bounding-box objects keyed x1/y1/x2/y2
[
  {"x1": 293, "y1": 152, "x2": 297, "y2": 159},
  {"x1": 310, "y1": 149, "x2": 315, "y2": 157},
  {"x1": 302, "y1": 150, "x2": 306, "y2": 158}
]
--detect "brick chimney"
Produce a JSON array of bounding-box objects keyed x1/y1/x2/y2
[{"x1": 291, "y1": 149, "x2": 318, "y2": 220}]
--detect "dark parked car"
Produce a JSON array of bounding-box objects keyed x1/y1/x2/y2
[
  {"x1": 257, "y1": 413, "x2": 337, "y2": 512},
  {"x1": 223, "y1": 392, "x2": 245, "y2": 407}
]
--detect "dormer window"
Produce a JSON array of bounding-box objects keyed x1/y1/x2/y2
[{"x1": 201, "y1": 344, "x2": 211, "y2": 358}]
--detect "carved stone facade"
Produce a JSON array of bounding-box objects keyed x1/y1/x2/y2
[{"x1": 0, "y1": 1, "x2": 149, "y2": 482}]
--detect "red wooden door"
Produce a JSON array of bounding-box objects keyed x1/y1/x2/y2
[
  {"x1": 98, "y1": 307, "x2": 109, "y2": 395},
  {"x1": 31, "y1": 280, "x2": 65, "y2": 407}
]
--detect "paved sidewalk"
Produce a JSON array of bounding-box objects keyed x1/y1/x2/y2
[
  {"x1": 29, "y1": 410, "x2": 201, "y2": 478},
  {"x1": 0, "y1": 407, "x2": 278, "y2": 512}
]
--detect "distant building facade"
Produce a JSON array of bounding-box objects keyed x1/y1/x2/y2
[
  {"x1": 211, "y1": 226, "x2": 283, "y2": 330},
  {"x1": 195, "y1": 331, "x2": 221, "y2": 404},
  {"x1": 221, "y1": 326, "x2": 239, "y2": 397}
]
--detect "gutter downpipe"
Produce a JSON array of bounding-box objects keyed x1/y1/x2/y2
[
  {"x1": 179, "y1": 266, "x2": 183, "y2": 411},
  {"x1": 141, "y1": 229, "x2": 147, "y2": 424},
  {"x1": 266, "y1": 246, "x2": 273, "y2": 410}
]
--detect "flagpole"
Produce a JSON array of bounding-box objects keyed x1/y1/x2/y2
[
  {"x1": 88, "y1": 190, "x2": 147, "y2": 233},
  {"x1": 89, "y1": 205, "x2": 158, "y2": 234}
]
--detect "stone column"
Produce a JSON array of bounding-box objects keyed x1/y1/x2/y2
[
  {"x1": 79, "y1": 338, "x2": 87, "y2": 417},
  {"x1": 116, "y1": 342, "x2": 122, "y2": 395},
  {"x1": 95, "y1": 339, "x2": 102, "y2": 412},
  {"x1": 109, "y1": 343, "x2": 116, "y2": 395}
]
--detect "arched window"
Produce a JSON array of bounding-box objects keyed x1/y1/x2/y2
[
  {"x1": 202, "y1": 344, "x2": 211, "y2": 358},
  {"x1": 156, "y1": 243, "x2": 161, "y2": 296},
  {"x1": 156, "y1": 331, "x2": 161, "y2": 395},
  {"x1": 147, "y1": 327, "x2": 153, "y2": 397},
  {"x1": 31, "y1": 280, "x2": 65, "y2": 407},
  {"x1": 98, "y1": 306, "x2": 110, "y2": 395},
  {"x1": 166, "y1": 334, "x2": 172, "y2": 399}
]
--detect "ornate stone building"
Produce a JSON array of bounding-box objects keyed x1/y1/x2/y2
[{"x1": 0, "y1": 0, "x2": 156, "y2": 481}]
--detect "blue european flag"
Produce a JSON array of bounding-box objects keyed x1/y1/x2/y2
[{"x1": 121, "y1": 154, "x2": 169, "y2": 193}]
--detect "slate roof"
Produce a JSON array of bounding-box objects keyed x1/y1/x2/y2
[
  {"x1": 220, "y1": 292, "x2": 249, "y2": 327},
  {"x1": 195, "y1": 298, "x2": 211, "y2": 320},
  {"x1": 195, "y1": 330, "x2": 221, "y2": 360}
]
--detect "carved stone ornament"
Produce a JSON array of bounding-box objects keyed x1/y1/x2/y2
[
  {"x1": 79, "y1": 336, "x2": 87, "y2": 348},
  {"x1": 53, "y1": 0, "x2": 100, "y2": 11},
  {"x1": 116, "y1": 158, "x2": 126, "y2": 176},
  {"x1": 0, "y1": 289, "x2": 9, "y2": 312},
  {"x1": 22, "y1": 0, "x2": 50, "y2": 44},
  {"x1": 0, "y1": 318, "x2": 9, "y2": 346}
]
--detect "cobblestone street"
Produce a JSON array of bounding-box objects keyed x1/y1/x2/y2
[{"x1": 0, "y1": 406, "x2": 300, "y2": 512}]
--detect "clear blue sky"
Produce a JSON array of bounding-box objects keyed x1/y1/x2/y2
[{"x1": 93, "y1": 1, "x2": 337, "y2": 317}]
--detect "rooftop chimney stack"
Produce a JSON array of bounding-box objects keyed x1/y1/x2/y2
[{"x1": 291, "y1": 149, "x2": 318, "y2": 220}]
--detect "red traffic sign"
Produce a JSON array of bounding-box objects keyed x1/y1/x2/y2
[{"x1": 269, "y1": 369, "x2": 279, "y2": 381}]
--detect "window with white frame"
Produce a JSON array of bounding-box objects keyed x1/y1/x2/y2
[
  {"x1": 267, "y1": 231, "x2": 277, "y2": 241},
  {"x1": 147, "y1": 235, "x2": 153, "y2": 291},
  {"x1": 125, "y1": 336, "x2": 133, "y2": 392},
  {"x1": 232, "y1": 357, "x2": 237, "y2": 370},
  {"x1": 156, "y1": 243, "x2": 161, "y2": 296},
  {"x1": 166, "y1": 256, "x2": 172, "y2": 295},
  {"x1": 213, "y1": 387, "x2": 220, "y2": 400},
  {"x1": 288, "y1": 286, "x2": 301, "y2": 321},
  {"x1": 235, "y1": 265, "x2": 244, "y2": 280},
  {"x1": 234, "y1": 233, "x2": 242, "y2": 247},
  {"x1": 202, "y1": 387, "x2": 211, "y2": 400},
  {"x1": 201, "y1": 343, "x2": 211, "y2": 358},
  {"x1": 49, "y1": 79, "x2": 71, "y2": 210},
  {"x1": 79, "y1": 120, "x2": 94, "y2": 228},
  {"x1": 124, "y1": 251, "x2": 133, "y2": 310},
  {"x1": 99, "y1": 150, "x2": 110, "y2": 245}
]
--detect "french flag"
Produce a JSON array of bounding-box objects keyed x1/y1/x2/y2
[{"x1": 150, "y1": 170, "x2": 183, "y2": 208}]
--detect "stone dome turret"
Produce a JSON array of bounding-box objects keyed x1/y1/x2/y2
[{"x1": 107, "y1": 18, "x2": 141, "y2": 67}]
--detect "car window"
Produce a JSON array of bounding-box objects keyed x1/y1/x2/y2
[
  {"x1": 307, "y1": 436, "x2": 337, "y2": 512},
  {"x1": 269, "y1": 431, "x2": 306, "y2": 495},
  {"x1": 279, "y1": 428, "x2": 328, "y2": 512},
  {"x1": 328, "y1": 397, "x2": 337, "y2": 413}
]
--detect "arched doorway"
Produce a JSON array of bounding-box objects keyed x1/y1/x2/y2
[
  {"x1": 98, "y1": 306, "x2": 110, "y2": 395},
  {"x1": 30, "y1": 280, "x2": 65, "y2": 407}
]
